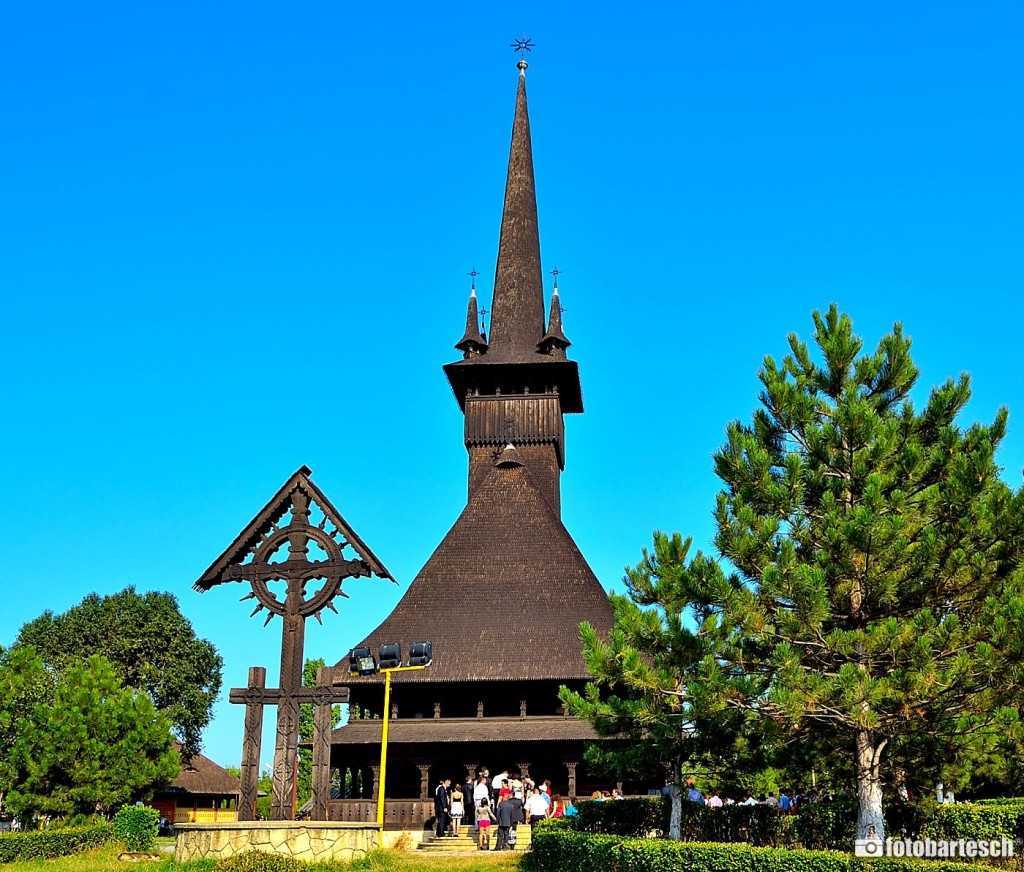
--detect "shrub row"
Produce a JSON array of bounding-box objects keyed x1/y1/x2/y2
[
  {"x1": 0, "y1": 823, "x2": 114, "y2": 863},
  {"x1": 531, "y1": 825, "x2": 982, "y2": 872},
  {"x1": 572, "y1": 796, "x2": 1021, "y2": 850},
  {"x1": 573, "y1": 796, "x2": 856, "y2": 847},
  {"x1": 921, "y1": 802, "x2": 1024, "y2": 845}
]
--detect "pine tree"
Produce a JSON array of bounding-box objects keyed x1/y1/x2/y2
[
  {"x1": 4, "y1": 654, "x2": 179, "y2": 819},
  {"x1": 561, "y1": 534, "x2": 763, "y2": 838},
  {"x1": 572, "y1": 306, "x2": 1024, "y2": 840},
  {"x1": 712, "y1": 306, "x2": 1024, "y2": 838}
]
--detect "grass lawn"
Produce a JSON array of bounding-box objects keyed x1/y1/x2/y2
[{"x1": 0, "y1": 844, "x2": 524, "y2": 872}]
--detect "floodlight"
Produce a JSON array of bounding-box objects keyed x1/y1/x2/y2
[
  {"x1": 408, "y1": 640, "x2": 432, "y2": 667},
  {"x1": 378, "y1": 643, "x2": 402, "y2": 671}
]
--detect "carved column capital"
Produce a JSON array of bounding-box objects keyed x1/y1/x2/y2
[
  {"x1": 433, "y1": 701, "x2": 441, "y2": 719},
  {"x1": 416, "y1": 762, "x2": 431, "y2": 800}
]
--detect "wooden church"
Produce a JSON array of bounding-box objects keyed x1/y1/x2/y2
[{"x1": 324, "y1": 59, "x2": 617, "y2": 826}]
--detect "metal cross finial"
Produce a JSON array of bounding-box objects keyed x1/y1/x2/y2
[
  {"x1": 511, "y1": 37, "x2": 535, "y2": 56},
  {"x1": 467, "y1": 268, "x2": 479, "y2": 290},
  {"x1": 479, "y1": 305, "x2": 488, "y2": 334}
]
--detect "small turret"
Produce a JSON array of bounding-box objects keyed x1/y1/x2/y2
[
  {"x1": 454, "y1": 277, "x2": 488, "y2": 358},
  {"x1": 538, "y1": 271, "x2": 570, "y2": 358}
]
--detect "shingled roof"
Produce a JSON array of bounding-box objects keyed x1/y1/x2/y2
[
  {"x1": 164, "y1": 745, "x2": 240, "y2": 796},
  {"x1": 332, "y1": 716, "x2": 599, "y2": 745},
  {"x1": 333, "y1": 450, "x2": 613, "y2": 685},
  {"x1": 443, "y1": 61, "x2": 583, "y2": 413}
]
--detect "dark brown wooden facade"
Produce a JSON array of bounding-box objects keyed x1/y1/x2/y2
[{"x1": 325, "y1": 61, "x2": 618, "y2": 823}]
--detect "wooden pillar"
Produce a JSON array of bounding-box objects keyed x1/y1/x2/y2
[
  {"x1": 391, "y1": 700, "x2": 399, "y2": 719},
  {"x1": 433, "y1": 701, "x2": 442, "y2": 719},
  {"x1": 476, "y1": 699, "x2": 485, "y2": 719},
  {"x1": 416, "y1": 762, "x2": 431, "y2": 801},
  {"x1": 238, "y1": 666, "x2": 266, "y2": 821},
  {"x1": 519, "y1": 699, "x2": 528, "y2": 719},
  {"x1": 518, "y1": 761, "x2": 531, "y2": 781},
  {"x1": 565, "y1": 760, "x2": 578, "y2": 800},
  {"x1": 310, "y1": 667, "x2": 332, "y2": 820},
  {"x1": 464, "y1": 761, "x2": 479, "y2": 784},
  {"x1": 370, "y1": 764, "x2": 380, "y2": 801}
]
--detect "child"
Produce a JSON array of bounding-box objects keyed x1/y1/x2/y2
[
  {"x1": 450, "y1": 784, "x2": 464, "y2": 835},
  {"x1": 476, "y1": 797, "x2": 495, "y2": 850}
]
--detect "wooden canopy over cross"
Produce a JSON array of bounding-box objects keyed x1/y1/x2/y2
[{"x1": 195, "y1": 466, "x2": 392, "y2": 821}]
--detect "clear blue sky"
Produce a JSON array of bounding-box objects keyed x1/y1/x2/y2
[{"x1": 2, "y1": 1, "x2": 1022, "y2": 768}]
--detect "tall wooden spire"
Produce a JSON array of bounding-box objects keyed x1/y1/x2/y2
[{"x1": 487, "y1": 59, "x2": 546, "y2": 359}]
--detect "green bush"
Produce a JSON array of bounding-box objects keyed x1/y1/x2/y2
[
  {"x1": 0, "y1": 823, "x2": 113, "y2": 862},
  {"x1": 531, "y1": 826, "x2": 983, "y2": 872},
  {"x1": 921, "y1": 801, "x2": 1024, "y2": 846},
  {"x1": 113, "y1": 803, "x2": 160, "y2": 853},
  {"x1": 575, "y1": 797, "x2": 807, "y2": 847},
  {"x1": 215, "y1": 851, "x2": 310, "y2": 872}
]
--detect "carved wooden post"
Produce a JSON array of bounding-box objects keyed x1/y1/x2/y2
[
  {"x1": 238, "y1": 666, "x2": 266, "y2": 821},
  {"x1": 310, "y1": 667, "x2": 333, "y2": 820},
  {"x1": 565, "y1": 760, "x2": 578, "y2": 799},
  {"x1": 370, "y1": 764, "x2": 381, "y2": 802},
  {"x1": 433, "y1": 701, "x2": 441, "y2": 719},
  {"x1": 518, "y1": 761, "x2": 531, "y2": 781},
  {"x1": 417, "y1": 763, "x2": 431, "y2": 800},
  {"x1": 464, "y1": 762, "x2": 478, "y2": 784},
  {"x1": 519, "y1": 698, "x2": 527, "y2": 719},
  {"x1": 391, "y1": 700, "x2": 399, "y2": 719},
  {"x1": 476, "y1": 700, "x2": 485, "y2": 719}
]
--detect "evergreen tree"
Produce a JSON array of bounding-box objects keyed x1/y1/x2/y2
[
  {"x1": 572, "y1": 307, "x2": 1024, "y2": 840},
  {"x1": 16, "y1": 587, "x2": 222, "y2": 758},
  {"x1": 561, "y1": 534, "x2": 763, "y2": 838},
  {"x1": 4, "y1": 654, "x2": 179, "y2": 819},
  {"x1": 707, "y1": 306, "x2": 1024, "y2": 837}
]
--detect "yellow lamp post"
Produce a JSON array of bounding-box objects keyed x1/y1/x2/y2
[
  {"x1": 349, "y1": 642, "x2": 432, "y2": 833},
  {"x1": 375, "y1": 663, "x2": 427, "y2": 831}
]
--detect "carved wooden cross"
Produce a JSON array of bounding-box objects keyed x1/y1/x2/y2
[{"x1": 195, "y1": 466, "x2": 392, "y2": 821}]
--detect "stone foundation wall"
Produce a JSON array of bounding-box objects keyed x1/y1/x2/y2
[{"x1": 174, "y1": 821, "x2": 425, "y2": 863}]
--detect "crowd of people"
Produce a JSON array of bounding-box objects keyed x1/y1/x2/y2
[
  {"x1": 680, "y1": 778, "x2": 806, "y2": 812},
  {"x1": 432, "y1": 767, "x2": 578, "y2": 851}
]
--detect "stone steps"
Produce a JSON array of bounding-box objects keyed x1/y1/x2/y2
[{"x1": 417, "y1": 826, "x2": 533, "y2": 852}]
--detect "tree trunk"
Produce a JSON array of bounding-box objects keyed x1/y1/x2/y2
[
  {"x1": 668, "y1": 784, "x2": 683, "y2": 840},
  {"x1": 856, "y1": 730, "x2": 886, "y2": 840}
]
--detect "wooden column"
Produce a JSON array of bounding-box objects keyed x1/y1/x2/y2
[
  {"x1": 518, "y1": 761, "x2": 531, "y2": 781},
  {"x1": 238, "y1": 666, "x2": 266, "y2": 821},
  {"x1": 370, "y1": 764, "x2": 381, "y2": 801},
  {"x1": 391, "y1": 701, "x2": 399, "y2": 719},
  {"x1": 476, "y1": 699, "x2": 485, "y2": 719},
  {"x1": 519, "y1": 699, "x2": 528, "y2": 719},
  {"x1": 464, "y1": 761, "x2": 479, "y2": 784},
  {"x1": 565, "y1": 760, "x2": 578, "y2": 800},
  {"x1": 416, "y1": 763, "x2": 431, "y2": 801},
  {"x1": 310, "y1": 667, "x2": 333, "y2": 820},
  {"x1": 433, "y1": 701, "x2": 442, "y2": 719}
]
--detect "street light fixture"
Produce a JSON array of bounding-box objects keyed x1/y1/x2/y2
[{"x1": 346, "y1": 640, "x2": 433, "y2": 831}]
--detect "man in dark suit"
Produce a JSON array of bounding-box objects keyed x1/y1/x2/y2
[{"x1": 434, "y1": 777, "x2": 451, "y2": 837}]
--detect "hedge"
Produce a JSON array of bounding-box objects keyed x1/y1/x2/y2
[
  {"x1": 573, "y1": 797, "x2": 844, "y2": 846},
  {"x1": 0, "y1": 823, "x2": 114, "y2": 863},
  {"x1": 921, "y1": 802, "x2": 1024, "y2": 845},
  {"x1": 571, "y1": 796, "x2": 1012, "y2": 850},
  {"x1": 531, "y1": 826, "x2": 983, "y2": 872}
]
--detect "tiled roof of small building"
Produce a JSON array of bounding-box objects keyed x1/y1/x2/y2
[{"x1": 164, "y1": 745, "x2": 241, "y2": 796}]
